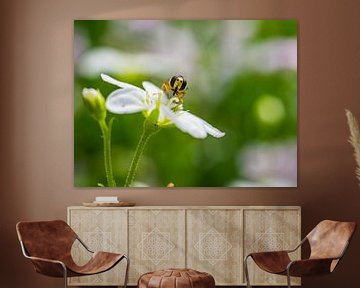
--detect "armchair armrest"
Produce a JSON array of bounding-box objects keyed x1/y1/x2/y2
[
  {"x1": 285, "y1": 237, "x2": 307, "y2": 253},
  {"x1": 19, "y1": 240, "x2": 67, "y2": 277},
  {"x1": 287, "y1": 239, "x2": 351, "y2": 277},
  {"x1": 246, "y1": 236, "x2": 306, "y2": 259},
  {"x1": 76, "y1": 236, "x2": 94, "y2": 254},
  {"x1": 28, "y1": 255, "x2": 67, "y2": 277}
]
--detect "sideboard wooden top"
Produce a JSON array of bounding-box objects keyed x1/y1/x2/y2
[{"x1": 69, "y1": 206, "x2": 301, "y2": 210}]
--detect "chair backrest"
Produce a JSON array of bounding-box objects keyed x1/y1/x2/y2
[
  {"x1": 16, "y1": 220, "x2": 77, "y2": 261},
  {"x1": 307, "y1": 220, "x2": 356, "y2": 261}
]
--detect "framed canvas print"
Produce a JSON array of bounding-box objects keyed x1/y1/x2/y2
[{"x1": 74, "y1": 20, "x2": 297, "y2": 188}]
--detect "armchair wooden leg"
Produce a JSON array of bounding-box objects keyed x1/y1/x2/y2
[{"x1": 244, "y1": 255, "x2": 252, "y2": 288}]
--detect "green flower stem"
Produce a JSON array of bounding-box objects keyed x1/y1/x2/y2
[
  {"x1": 125, "y1": 120, "x2": 159, "y2": 187},
  {"x1": 99, "y1": 119, "x2": 116, "y2": 187}
]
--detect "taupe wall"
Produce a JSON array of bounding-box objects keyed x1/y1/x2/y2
[{"x1": 1, "y1": 0, "x2": 360, "y2": 287}]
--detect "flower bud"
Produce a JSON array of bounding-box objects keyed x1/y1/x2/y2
[{"x1": 82, "y1": 88, "x2": 106, "y2": 122}]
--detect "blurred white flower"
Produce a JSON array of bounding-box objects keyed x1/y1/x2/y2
[
  {"x1": 246, "y1": 39, "x2": 297, "y2": 72},
  {"x1": 101, "y1": 73, "x2": 225, "y2": 139},
  {"x1": 235, "y1": 142, "x2": 297, "y2": 187},
  {"x1": 77, "y1": 47, "x2": 195, "y2": 79}
]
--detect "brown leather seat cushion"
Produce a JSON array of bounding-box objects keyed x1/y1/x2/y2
[{"x1": 138, "y1": 268, "x2": 215, "y2": 288}]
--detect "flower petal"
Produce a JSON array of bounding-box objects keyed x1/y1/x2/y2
[
  {"x1": 142, "y1": 81, "x2": 162, "y2": 95},
  {"x1": 162, "y1": 108, "x2": 207, "y2": 138},
  {"x1": 162, "y1": 108, "x2": 225, "y2": 139},
  {"x1": 106, "y1": 88, "x2": 148, "y2": 114},
  {"x1": 201, "y1": 118, "x2": 226, "y2": 138},
  {"x1": 101, "y1": 73, "x2": 145, "y2": 94}
]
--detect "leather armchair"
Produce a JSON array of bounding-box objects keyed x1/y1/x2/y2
[
  {"x1": 244, "y1": 220, "x2": 356, "y2": 288},
  {"x1": 16, "y1": 220, "x2": 129, "y2": 288}
]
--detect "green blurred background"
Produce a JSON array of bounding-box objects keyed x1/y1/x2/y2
[{"x1": 74, "y1": 20, "x2": 297, "y2": 187}]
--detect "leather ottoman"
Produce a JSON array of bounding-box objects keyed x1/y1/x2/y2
[{"x1": 138, "y1": 268, "x2": 215, "y2": 288}]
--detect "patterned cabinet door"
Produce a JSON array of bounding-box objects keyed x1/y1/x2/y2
[
  {"x1": 244, "y1": 209, "x2": 301, "y2": 286},
  {"x1": 187, "y1": 209, "x2": 243, "y2": 285},
  {"x1": 68, "y1": 208, "x2": 128, "y2": 286},
  {"x1": 128, "y1": 209, "x2": 186, "y2": 284}
]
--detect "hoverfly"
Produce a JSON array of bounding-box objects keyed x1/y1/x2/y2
[{"x1": 161, "y1": 75, "x2": 188, "y2": 103}]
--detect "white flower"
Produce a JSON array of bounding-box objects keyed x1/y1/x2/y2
[{"x1": 101, "y1": 73, "x2": 225, "y2": 139}]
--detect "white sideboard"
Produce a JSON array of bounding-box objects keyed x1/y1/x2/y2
[{"x1": 67, "y1": 206, "x2": 301, "y2": 286}]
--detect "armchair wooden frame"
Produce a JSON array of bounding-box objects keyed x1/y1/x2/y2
[
  {"x1": 244, "y1": 220, "x2": 356, "y2": 288},
  {"x1": 16, "y1": 220, "x2": 129, "y2": 288}
]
